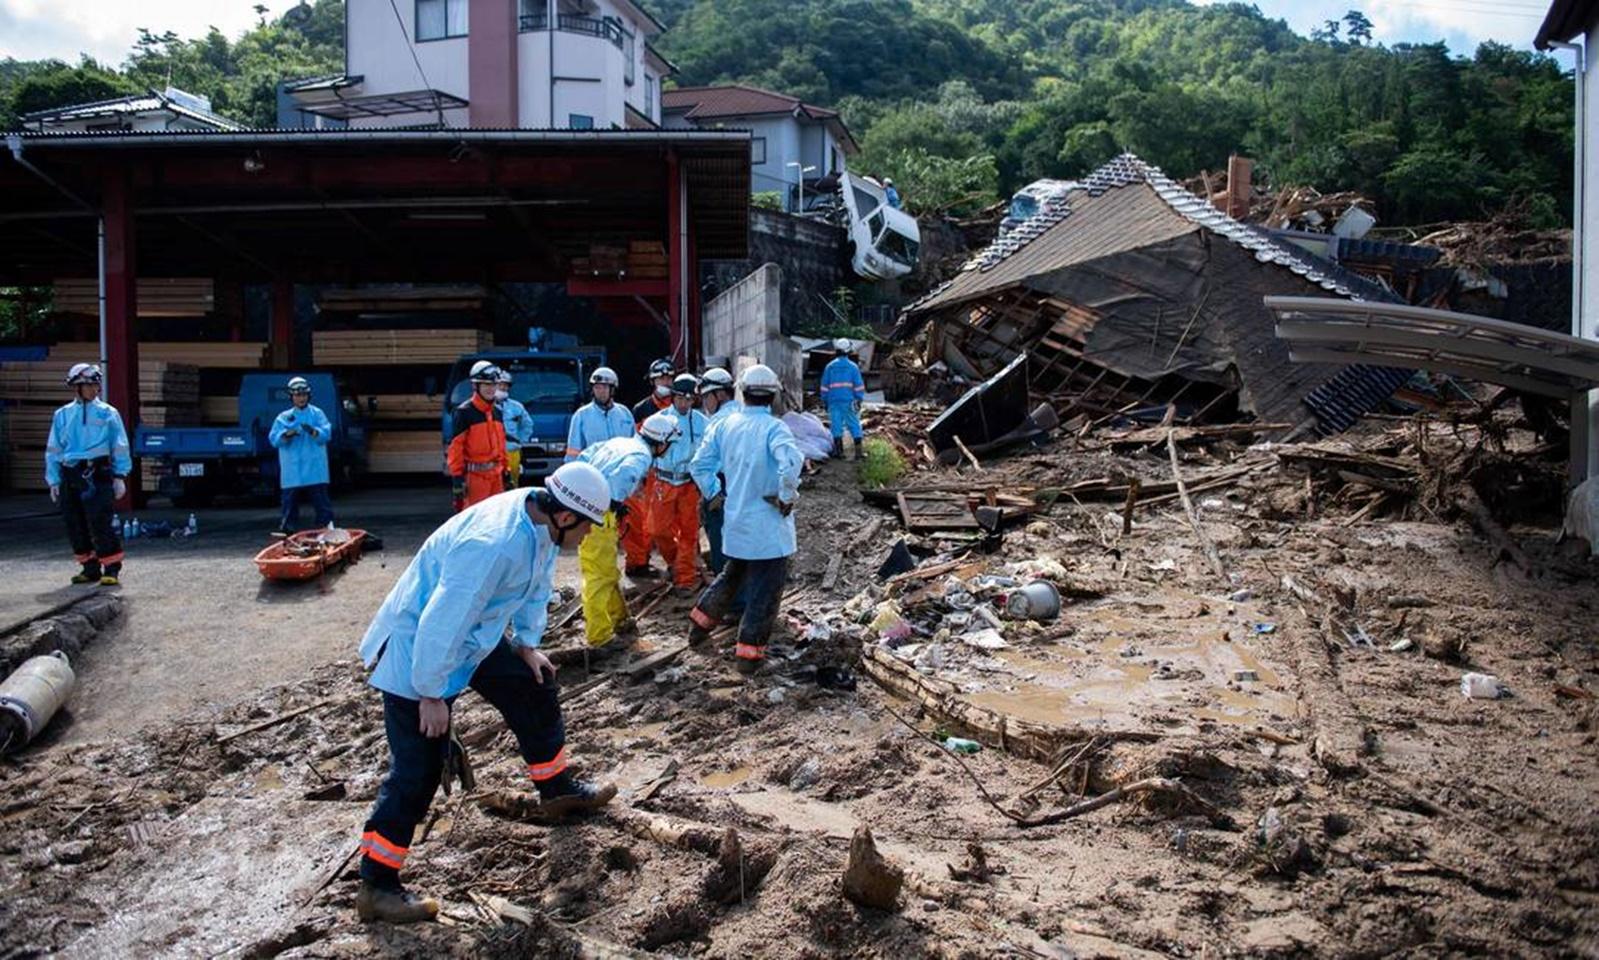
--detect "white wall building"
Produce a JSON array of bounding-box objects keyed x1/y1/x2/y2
[
  {"x1": 661, "y1": 85, "x2": 858, "y2": 212},
  {"x1": 19, "y1": 88, "x2": 242, "y2": 133},
  {"x1": 1535, "y1": 0, "x2": 1599, "y2": 477},
  {"x1": 286, "y1": 0, "x2": 672, "y2": 130}
]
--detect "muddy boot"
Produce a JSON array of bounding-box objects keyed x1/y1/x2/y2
[
  {"x1": 71, "y1": 561, "x2": 102, "y2": 585},
  {"x1": 537, "y1": 773, "x2": 618, "y2": 817},
  {"x1": 689, "y1": 623, "x2": 713, "y2": 648},
  {"x1": 615, "y1": 616, "x2": 638, "y2": 636},
  {"x1": 832, "y1": 437, "x2": 844, "y2": 459},
  {"x1": 734, "y1": 654, "x2": 765, "y2": 677},
  {"x1": 626, "y1": 564, "x2": 660, "y2": 579},
  {"x1": 853, "y1": 440, "x2": 866, "y2": 461},
  {"x1": 356, "y1": 882, "x2": 439, "y2": 924},
  {"x1": 99, "y1": 562, "x2": 121, "y2": 587}
]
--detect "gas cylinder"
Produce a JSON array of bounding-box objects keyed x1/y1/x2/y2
[{"x1": 0, "y1": 651, "x2": 76, "y2": 754}]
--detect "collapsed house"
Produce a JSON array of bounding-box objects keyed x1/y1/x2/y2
[{"x1": 896, "y1": 154, "x2": 1413, "y2": 442}]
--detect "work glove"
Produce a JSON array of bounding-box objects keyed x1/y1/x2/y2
[
  {"x1": 452, "y1": 478, "x2": 466, "y2": 513},
  {"x1": 305, "y1": 425, "x2": 319, "y2": 438},
  {"x1": 776, "y1": 498, "x2": 795, "y2": 518},
  {"x1": 49, "y1": 485, "x2": 60, "y2": 503},
  {"x1": 853, "y1": 399, "x2": 862, "y2": 414},
  {"x1": 705, "y1": 493, "x2": 726, "y2": 513},
  {"x1": 112, "y1": 478, "x2": 127, "y2": 500}
]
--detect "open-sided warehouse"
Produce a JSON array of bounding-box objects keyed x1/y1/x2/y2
[{"x1": 0, "y1": 128, "x2": 750, "y2": 495}]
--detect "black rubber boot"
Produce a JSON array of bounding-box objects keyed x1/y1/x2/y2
[
  {"x1": 355, "y1": 882, "x2": 439, "y2": 924},
  {"x1": 832, "y1": 437, "x2": 844, "y2": 458},
  {"x1": 536, "y1": 773, "x2": 618, "y2": 817},
  {"x1": 854, "y1": 440, "x2": 866, "y2": 461},
  {"x1": 71, "y1": 562, "x2": 102, "y2": 585},
  {"x1": 626, "y1": 564, "x2": 660, "y2": 579}
]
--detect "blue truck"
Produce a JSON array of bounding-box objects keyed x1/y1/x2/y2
[
  {"x1": 440, "y1": 348, "x2": 605, "y2": 482},
  {"x1": 133, "y1": 372, "x2": 366, "y2": 505}
]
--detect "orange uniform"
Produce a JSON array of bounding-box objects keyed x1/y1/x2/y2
[
  {"x1": 622, "y1": 393, "x2": 672, "y2": 569},
  {"x1": 447, "y1": 393, "x2": 507, "y2": 509}
]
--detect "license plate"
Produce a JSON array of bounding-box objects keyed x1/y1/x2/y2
[{"x1": 178, "y1": 463, "x2": 205, "y2": 477}]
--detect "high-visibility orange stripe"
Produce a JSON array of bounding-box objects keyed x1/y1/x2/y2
[
  {"x1": 734, "y1": 643, "x2": 765, "y2": 661},
  {"x1": 526, "y1": 747, "x2": 568, "y2": 781},
  {"x1": 74, "y1": 552, "x2": 94, "y2": 563},
  {"x1": 98, "y1": 551, "x2": 124, "y2": 565},
  {"x1": 689, "y1": 606, "x2": 716, "y2": 629},
  {"x1": 362, "y1": 831, "x2": 408, "y2": 859},
  {"x1": 361, "y1": 842, "x2": 405, "y2": 870},
  {"x1": 565, "y1": 446, "x2": 582, "y2": 457}
]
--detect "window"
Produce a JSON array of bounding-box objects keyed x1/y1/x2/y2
[
  {"x1": 622, "y1": 24, "x2": 636, "y2": 86},
  {"x1": 750, "y1": 137, "x2": 767, "y2": 165},
  {"x1": 569, "y1": 114, "x2": 595, "y2": 129},
  {"x1": 517, "y1": 0, "x2": 546, "y2": 31},
  {"x1": 416, "y1": 0, "x2": 467, "y2": 40},
  {"x1": 645, "y1": 76, "x2": 656, "y2": 121}
]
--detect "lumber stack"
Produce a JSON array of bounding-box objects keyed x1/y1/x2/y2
[
  {"x1": 201, "y1": 396, "x2": 240, "y2": 425},
  {"x1": 52, "y1": 278, "x2": 216, "y2": 317},
  {"x1": 48, "y1": 341, "x2": 268, "y2": 369},
  {"x1": 313, "y1": 329, "x2": 491, "y2": 365},
  {"x1": 318, "y1": 286, "x2": 487, "y2": 313},
  {"x1": 367, "y1": 430, "x2": 444, "y2": 474},
  {"x1": 627, "y1": 240, "x2": 668, "y2": 279},
  {"x1": 363, "y1": 394, "x2": 445, "y2": 419}
]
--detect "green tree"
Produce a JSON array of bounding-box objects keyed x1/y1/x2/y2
[{"x1": 7, "y1": 59, "x2": 135, "y2": 122}]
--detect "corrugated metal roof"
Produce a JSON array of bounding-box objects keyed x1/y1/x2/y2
[{"x1": 907, "y1": 153, "x2": 1397, "y2": 316}]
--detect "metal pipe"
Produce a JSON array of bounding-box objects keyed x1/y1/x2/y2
[
  {"x1": 97, "y1": 217, "x2": 107, "y2": 370},
  {"x1": 1551, "y1": 40, "x2": 1589, "y2": 480}
]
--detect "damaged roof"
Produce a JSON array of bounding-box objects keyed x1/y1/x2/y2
[
  {"x1": 906, "y1": 153, "x2": 1397, "y2": 317},
  {"x1": 662, "y1": 84, "x2": 859, "y2": 153}
]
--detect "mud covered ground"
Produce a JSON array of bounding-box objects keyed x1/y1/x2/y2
[{"x1": 2, "y1": 417, "x2": 1597, "y2": 959}]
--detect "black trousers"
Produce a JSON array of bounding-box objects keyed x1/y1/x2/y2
[
  {"x1": 359, "y1": 640, "x2": 567, "y2": 889},
  {"x1": 690, "y1": 555, "x2": 789, "y2": 660},
  {"x1": 60, "y1": 459, "x2": 122, "y2": 571}
]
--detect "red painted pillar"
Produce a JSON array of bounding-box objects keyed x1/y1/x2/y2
[
  {"x1": 666, "y1": 149, "x2": 684, "y2": 367},
  {"x1": 103, "y1": 171, "x2": 140, "y2": 504},
  {"x1": 687, "y1": 222, "x2": 701, "y2": 368},
  {"x1": 468, "y1": 0, "x2": 519, "y2": 127},
  {"x1": 270, "y1": 277, "x2": 295, "y2": 368}
]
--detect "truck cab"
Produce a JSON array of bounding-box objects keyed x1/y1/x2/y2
[
  {"x1": 134, "y1": 372, "x2": 366, "y2": 504},
  {"x1": 441, "y1": 349, "x2": 604, "y2": 483}
]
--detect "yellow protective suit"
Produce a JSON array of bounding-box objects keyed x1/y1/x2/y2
[
  {"x1": 578, "y1": 510, "x2": 629, "y2": 647},
  {"x1": 505, "y1": 448, "x2": 522, "y2": 487}
]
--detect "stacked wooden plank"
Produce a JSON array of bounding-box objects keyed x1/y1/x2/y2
[
  {"x1": 52, "y1": 278, "x2": 216, "y2": 317},
  {"x1": 363, "y1": 394, "x2": 445, "y2": 419},
  {"x1": 201, "y1": 396, "x2": 240, "y2": 425},
  {"x1": 318, "y1": 286, "x2": 487, "y2": 313},
  {"x1": 627, "y1": 240, "x2": 668, "y2": 279},
  {"x1": 313, "y1": 329, "x2": 491, "y2": 365},
  {"x1": 368, "y1": 431, "x2": 444, "y2": 474},
  {"x1": 48, "y1": 341, "x2": 268, "y2": 369}
]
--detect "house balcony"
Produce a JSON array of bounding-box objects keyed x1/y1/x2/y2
[{"x1": 518, "y1": 11, "x2": 626, "y2": 51}]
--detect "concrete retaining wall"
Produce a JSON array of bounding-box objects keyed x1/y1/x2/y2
[
  {"x1": 701, "y1": 208, "x2": 848, "y2": 335},
  {"x1": 702, "y1": 263, "x2": 803, "y2": 406}
]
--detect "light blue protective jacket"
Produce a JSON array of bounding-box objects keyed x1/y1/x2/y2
[
  {"x1": 657, "y1": 407, "x2": 708, "y2": 484},
  {"x1": 359, "y1": 488, "x2": 557, "y2": 700},
  {"x1": 269, "y1": 404, "x2": 333, "y2": 489},
  {"x1": 565, "y1": 400, "x2": 636, "y2": 461},
  {"x1": 499, "y1": 396, "x2": 534, "y2": 453},
  {"x1": 44, "y1": 397, "x2": 133, "y2": 486},
  {"x1": 690, "y1": 406, "x2": 803, "y2": 560},
  {"x1": 577, "y1": 435, "x2": 653, "y2": 504},
  {"x1": 820, "y1": 356, "x2": 866, "y2": 405}
]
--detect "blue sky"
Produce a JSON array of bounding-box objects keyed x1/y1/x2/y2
[{"x1": 0, "y1": 0, "x2": 1571, "y2": 68}]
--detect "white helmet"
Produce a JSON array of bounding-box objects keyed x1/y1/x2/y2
[
  {"x1": 496, "y1": 368, "x2": 513, "y2": 385},
  {"x1": 287, "y1": 376, "x2": 311, "y2": 393},
  {"x1": 469, "y1": 360, "x2": 500, "y2": 384},
  {"x1": 639, "y1": 411, "x2": 681, "y2": 446},
  {"x1": 66, "y1": 362, "x2": 102, "y2": 386},
  {"x1": 589, "y1": 366, "x2": 619, "y2": 387},
  {"x1": 545, "y1": 462, "x2": 609, "y2": 524},
  {"x1": 698, "y1": 367, "x2": 733, "y2": 395},
  {"x1": 739, "y1": 363, "x2": 780, "y2": 396},
  {"x1": 833, "y1": 338, "x2": 852, "y2": 354}
]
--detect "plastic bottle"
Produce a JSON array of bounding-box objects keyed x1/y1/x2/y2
[
  {"x1": 112, "y1": 514, "x2": 122, "y2": 536},
  {"x1": 942, "y1": 737, "x2": 981, "y2": 755},
  {"x1": 187, "y1": 513, "x2": 198, "y2": 535},
  {"x1": 126, "y1": 517, "x2": 139, "y2": 539}
]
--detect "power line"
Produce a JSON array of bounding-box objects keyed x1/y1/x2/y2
[{"x1": 386, "y1": 0, "x2": 448, "y2": 128}]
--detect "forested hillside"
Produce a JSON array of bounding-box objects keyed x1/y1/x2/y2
[{"x1": 0, "y1": 0, "x2": 1574, "y2": 226}]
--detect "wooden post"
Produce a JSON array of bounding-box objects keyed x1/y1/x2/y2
[
  {"x1": 102, "y1": 171, "x2": 140, "y2": 506},
  {"x1": 1226, "y1": 155, "x2": 1252, "y2": 220},
  {"x1": 270, "y1": 277, "x2": 295, "y2": 369},
  {"x1": 667, "y1": 148, "x2": 685, "y2": 367}
]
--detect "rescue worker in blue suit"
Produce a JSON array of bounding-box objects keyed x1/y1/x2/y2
[
  {"x1": 495, "y1": 368, "x2": 534, "y2": 487},
  {"x1": 694, "y1": 367, "x2": 740, "y2": 579},
  {"x1": 354, "y1": 462, "x2": 618, "y2": 925},
  {"x1": 576, "y1": 412, "x2": 678, "y2": 647},
  {"x1": 821, "y1": 338, "x2": 866, "y2": 460},
  {"x1": 565, "y1": 366, "x2": 634, "y2": 461},
  {"x1": 269, "y1": 376, "x2": 335, "y2": 535},
  {"x1": 688, "y1": 364, "x2": 804, "y2": 675},
  {"x1": 44, "y1": 363, "x2": 132, "y2": 586}
]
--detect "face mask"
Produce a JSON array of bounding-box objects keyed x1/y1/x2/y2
[
  {"x1": 655, "y1": 384, "x2": 672, "y2": 398},
  {"x1": 494, "y1": 389, "x2": 509, "y2": 401}
]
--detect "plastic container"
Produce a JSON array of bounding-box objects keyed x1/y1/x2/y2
[
  {"x1": 1460, "y1": 672, "x2": 1503, "y2": 700},
  {"x1": 0, "y1": 651, "x2": 76, "y2": 753},
  {"x1": 1004, "y1": 580, "x2": 1061, "y2": 620},
  {"x1": 942, "y1": 737, "x2": 981, "y2": 755},
  {"x1": 187, "y1": 513, "x2": 198, "y2": 534}
]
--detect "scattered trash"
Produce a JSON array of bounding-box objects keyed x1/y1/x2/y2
[
  {"x1": 1389, "y1": 638, "x2": 1415, "y2": 653},
  {"x1": 1257, "y1": 806, "x2": 1284, "y2": 845},
  {"x1": 654, "y1": 666, "x2": 688, "y2": 686},
  {"x1": 1004, "y1": 580, "x2": 1061, "y2": 621},
  {"x1": 1201, "y1": 498, "x2": 1226, "y2": 510},
  {"x1": 1461, "y1": 672, "x2": 1506, "y2": 700},
  {"x1": 803, "y1": 621, "x2": 834, "y2": 643},
  {"x1": 790, "y1": 757, "x2": 822, "y2": 790},
  {"x1": 913, "y1": 644, "x2": 947, "y2": 675},
  {"x1": 941, "y1": 737, "x2": 982, "y2": 755},
  {"x1": 782, "y1": 411, "x2": 836, "y2": 461},
  {"x1": 1252, "y1": 623, "x2": 1277, "y2": 635},
  {"x1": 1228, "y1": 588, "x2": 1253, "y2": 603},
  {"x1": 870, "y1": 602, "x2": 912, "y2": 642},
  {"x1": 1234, "y1": 669, "x2": 1259, "y2": 683},
  {"x1": 766, "y1": 688, "x2": 787, "y2": 705},
  {"x1": 0, "y1": 651, "x2": 76, "y2": 755},
  {"x1": 960, "y1": 629, "x2": 1009, "y2": 651},
  {"x1": 814, "y1": 665, "x2": 857, "y2": 691},
  {"x1": 878, "y1": 540, "x2": 918, "y2": 580},
  {"x1": 972, "y1": 604, "x2": 1006, "y2": 631}
]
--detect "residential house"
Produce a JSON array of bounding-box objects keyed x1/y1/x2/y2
[
  {"x1": 18, "y1": 88, "x2": 242, "y2": 133},
  {"x1": 1536, "y1": 0, "x2": 1599, "y2": 476},
  {"x1": 662, "y1": 84, "x2": 858, "y2": 212},
  {"x1": 283, "y1": 0, "x2": 673, "y2": 129}
]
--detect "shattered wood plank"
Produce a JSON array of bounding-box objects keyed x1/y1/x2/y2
[
  {"x1": 1108, "y1": 423, "x2": 1293, "y2": 448},
  {"x1": 861, "y1": 647, "x2": 1158, "y2": 763},
  {"x1": 1167, "y1": 429, "x2": 1228, "y2": 583},
  {"x1": 1456, "y1": 487, "x2": 1534, "y2": 577},
  {"x1": 215, "y1": 698, "x2": 336, "y2": 744},
  {"x1": 1336, "y1": 470, "x2": 1416, "y2": 495},
  {"x1": 896, "y1": 492, "x2": 914, "y2": 530},
  {"x1": 953, "y1": 435, "x2": 982, "y2": 471},
  {"x1": 625, "y1": 644, "x2": 688, "y2": 682},
  {"x1": 821, "y1": 554, "x2": 844, "y2": 592}
]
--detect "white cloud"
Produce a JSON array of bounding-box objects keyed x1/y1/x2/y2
[
  {"x1": 0, "y1": 1, "x2": 293, "y2": 66},
  {"x1": 1193, "y1": 0, "x2": 1549, "y2": 54}
]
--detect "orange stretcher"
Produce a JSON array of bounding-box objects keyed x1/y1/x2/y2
[{"x1": 254, "y1": 528, "x2": 367, "y2": 581}]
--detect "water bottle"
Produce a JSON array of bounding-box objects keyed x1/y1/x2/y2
[
  {"x1": 942, "y1": 737, "x2": 981, "y2": 755},
  {"x1": 127, "y1": 517, "x2": 139, "y2": 539},
  {"x1": 112, "y1": 514, "x2": 122, "y2": 536},
  {"x1": 187, "y1": 513, "x2": 198, "y2": 535}
]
